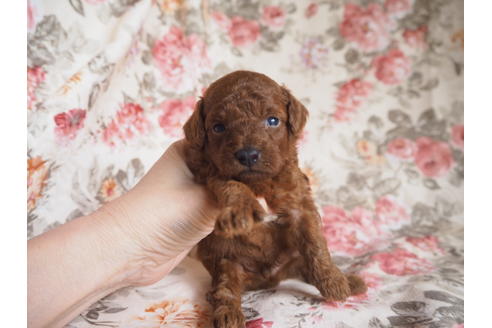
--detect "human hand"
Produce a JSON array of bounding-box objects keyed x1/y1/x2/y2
[
  {"x1": 96, "y1": 140, "x2": 219, "y2": 286},
  {"x1": 28, "y1": 140, "x2": 219, "y2": 328}
]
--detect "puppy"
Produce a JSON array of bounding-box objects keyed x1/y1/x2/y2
[{"x1": 183, "y1": 71, "x2": 366, "y2": 327}]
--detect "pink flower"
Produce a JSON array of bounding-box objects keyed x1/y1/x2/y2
[
  {"x1": 158, "y1": 96, "x2": 196, "y2": 137},
  {"x1": 387, "y1": 138, "x2": 416, "y2": 159},
  {"x1": 246, "y1": 318, "x2": 273, "y2": 328},
  {"x1": 54, "y1": 109, "x2": 87, "y2": 140},
  {"x1": 405, "y1": 236, "x2": 445, "y2": 255},
  {"x1": 27, "y1": 66, "x2": 46, "y2": 110},
  {"x1": 228, "y1": 16, "x2": 261, "y2": 47},
  {"x1": 451, "y1": 124, "x2": 464, "y2": 149},
  {"x1": 27, "y1": 2, "x2": 35, "y2": 31},
  {"x1": 375, "y1": 196, "x2": 410, "y2": 230},
  {"x1": 116, "y1": 103, "x2": 149, "y2": 134},
  {"x1": 102, "y1": 121, "x2": 119, "y2": 146},
  {"x1": 371, "y1": 248, "x2": 434, "y2": 275},
  {"x1": 262, "y1": 6, "x2": 285, "y2": 28},
  {"x1": 27, "y1": 0, "x2": 41, "y2": 31},
  {"x1": 403, "y1": 25, "x2": 427, "y2": 49},
  {"x1": 305, "y1": 3, "x2": 319, "y2": 18},
  {"x1": 358, "y1": 272, "x2": 381, "y2": 291},
  {"x1": 333, "y1": 79, "x2": 372, "y2": 121},
  {"x1": 452, "y1": 324, "x2": 464, "y2": 328},
  {"x1": 414, "y1": 137, "x2": 454, "y2": 177},
  {"x1": 384, "y1": 0, "x2": 413, "y2": 19},
  {"x1": 152, "y1": 26, "x2": 209, "y2": 92},
  {"x1": 373, "y1": 48, "x2": 411, "y2": 85},
  {"x1": 339, "y1": 3, "x2": 393, "y2": 52},
  {"x1": 102, "y1": 103, "x2": 151, "y2": 146},
  {"x1": 322, "y1": 206, "x2": 380, "y2": 256},
  {"x1": 323, "y1": 199, "x2": 412, "y2": 257},
  {"x1": 212, "y1": 11, "x2": 232, "y2": 30}
]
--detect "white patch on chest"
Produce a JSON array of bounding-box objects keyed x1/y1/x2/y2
[
  {"x1": 289, "y1": 209, "x2": 302, "y2": 221},
  {"x1": 256, "y1": 197, "x2": 278, "y2": 222}
]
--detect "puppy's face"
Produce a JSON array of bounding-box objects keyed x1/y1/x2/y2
[
  {"x1": 204, "y1": 92, "x2": 289, "y2": 181},
  {"x1": 184, "y1": 71, "x2": 308, "y2": 182}
]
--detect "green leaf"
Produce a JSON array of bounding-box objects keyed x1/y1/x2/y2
[
  {"x1": 423, "y1": 178, "x2": 440, "y2": 190},
  {"x1": 104, "y1": 307, "x2": 127, "y2": 313},
  {"x1": 373, "y1": 178, "x2": 401, "y2": 198},
  {"x1": 69, "y1": 0, "x2": 85, "y2": 16},
  {"x1": 388, "y1": 109, "x2": 412, "y2": 126}
]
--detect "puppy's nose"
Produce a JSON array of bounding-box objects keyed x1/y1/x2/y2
[{"x1": 234, "y1": 147, "x2": 261, "y2": 167}]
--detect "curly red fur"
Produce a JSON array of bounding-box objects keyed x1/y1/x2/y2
[{"x1": 183, "y1": 71, "x2": 367, "y2": 328}]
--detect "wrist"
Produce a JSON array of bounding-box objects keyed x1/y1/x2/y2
[
  {"x1": 90, "y1": 195, "x2": 189, "y2": 287},
  {"x1": 28, "y1": 209, "x2": 137, "y2": 328},
  {"x1": 81, "y1": 206, "x2": 135, "y2": 290}
]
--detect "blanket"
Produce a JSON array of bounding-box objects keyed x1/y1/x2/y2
[{"x1": 27, "y1": 0, "x2": 464, "y2": 327}]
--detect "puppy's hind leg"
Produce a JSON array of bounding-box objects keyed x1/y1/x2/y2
[
  {"x1": 265, "y1": 171, "x2": 366, "y2": 301},
  {"x1": 294, "y1": 215, "x2": 353, "y2": 301},
  {"x1": 346, "y1": 273, "x2": 368, "y2": 295},
  {"x1": 290, "y1": 202, "x2": 367, "y2": 299},
  {"x1": 208, "y1": 259, "x2": 246, "y2": 328}
]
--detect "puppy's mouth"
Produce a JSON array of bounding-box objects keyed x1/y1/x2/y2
[{"x1": 235, "y1": 168, "x2": 269, "y2": 179}]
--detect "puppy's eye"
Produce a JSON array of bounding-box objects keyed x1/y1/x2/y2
[
  {"x1": 266, "y1": 116, "x2": 280, "y2": 127},
  {"x1": 213, "y1": 123, "x2": 225, "y2": 133}
]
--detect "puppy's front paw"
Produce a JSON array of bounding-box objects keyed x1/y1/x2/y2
[
  {"x1": 213, "y1": 307, "x2": 245, "y2": 328},
  {"x1": 318, "y1": 274, "x2": 352, "y2": 302},
  {"x1": 215, "y1": 198, "x2": 265, "y2": 236}
]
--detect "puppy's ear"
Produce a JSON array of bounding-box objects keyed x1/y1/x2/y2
[
  {"x1": 282, "y1": 87, "x2": 308, "y2": 138},
  {"x1": 183, "y1": 98, "x2": 206, "y2": 149}
]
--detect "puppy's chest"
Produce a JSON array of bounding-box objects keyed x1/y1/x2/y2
[
  {"x1": 237, "y1": 240, "x2": 297, "y2": 276},
  {"x1": 247, "y1": 181, "x2": 274, "y2": 198}
]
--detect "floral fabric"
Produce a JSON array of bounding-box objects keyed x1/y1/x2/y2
[{"x1": 27, "y1": 0, "x2": 464, "y2": 327}]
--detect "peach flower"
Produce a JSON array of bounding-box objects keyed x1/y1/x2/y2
[
  {"x1": 99, "y1": 178, "x2": 122, "y2": 203},
  {"x1": 356, "y1": 139, "x2": 385, "y2": 164},
  {"x1": 27, "y1": 157, "x2": 49, "y2": 211},
  {"x1": 157, "y1": 0, "x2": 185, "y2": 13},
  {"x1": 132, "y1": 299, "x2": 210, "y2": 327}
]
